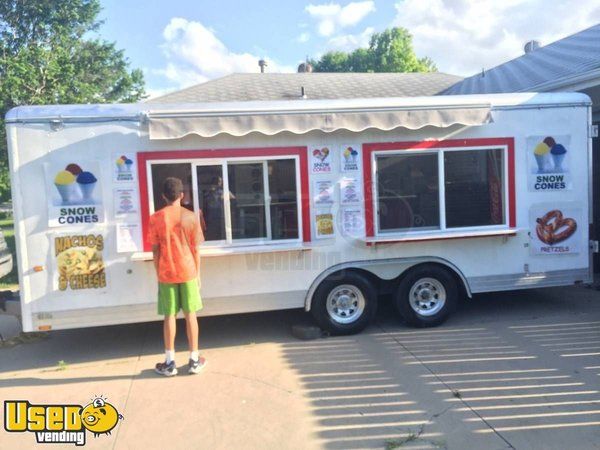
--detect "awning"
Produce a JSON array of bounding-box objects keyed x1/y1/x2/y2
[{"x1": 148, "y1": 105, "x2": 492, "y2": 140}]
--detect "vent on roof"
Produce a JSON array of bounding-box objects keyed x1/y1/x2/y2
[
  {"x1": 524, "y1": 40, "x2": 541, "y2": 54},
  {"x1": 258, "y1": 59, "x2": 267, "y2": 73}
]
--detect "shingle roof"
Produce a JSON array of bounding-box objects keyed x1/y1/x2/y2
[
  {"x1": 444, "y1": 24, "x2": 600, "y2": 95},
  {"x1": 147, "y1": 72, "x2": 463, "y2": 103}
]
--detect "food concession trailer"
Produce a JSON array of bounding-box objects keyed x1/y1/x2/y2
[{"x1": 4, "y1": 92, "x2": 594, "y2": 334}]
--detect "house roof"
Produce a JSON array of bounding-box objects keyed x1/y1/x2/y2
[
  {"x1": 146, "y1": 72, "x2": 462, "y2": 103},
  {"x1": 444, "y1": 23, "x2": 600, "y2": 95}
]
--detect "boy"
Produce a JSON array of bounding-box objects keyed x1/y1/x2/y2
[{"x1": 148, "y1": 177, "x2": 206, "y2": 376}]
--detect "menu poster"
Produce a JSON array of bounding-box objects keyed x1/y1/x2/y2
[
  {"x1": 341, "y1": 208, "x2": 365, "y2": 237},
  {"x1": 311, "y1": 146, "x2": 333, "y2": 173},
  {"x1": 114, "y1": 188, "x2": 139, "y2": 216},
  {"x1": 340, "y1": 144, "x2": 361, "y2": 172},
  {"x1": 340, "y1": 177, "x2": 361, "y2": 205},
  {"x1": 314, "y1": 180, "x2": 334, "y2": 205},
  {"x1": 54, "y1": 233, "x2": 107, "y2": 291},
  {"x1": 113, "y1": 152, "x2": 137, "y2": 183},
  {"x1": 315, "y1": 212, "x2": 335, "y2": 239},
  {"x1": 116, "y1": 223, "x2": 142, "y2": 253},
  {"x1": 45, "y1": 160, "x2": 105, "y2": 227},
  {"x1": 526, "y1": 135, "x2": 572, "y2": 191}
]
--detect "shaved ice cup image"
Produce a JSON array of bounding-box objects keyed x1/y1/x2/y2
[
  {"x1": 551, "y1": 144, "x2": 567, "y2": 172},
  {"x1": 54, "y1": 170, "x2": 79, "y2": 205},
  {"x1": 533, "y1": 142, "x2": 550, "y2": 173},
  {"x1": 77, "y1": 171, "x2": 98, "y2": 202}
]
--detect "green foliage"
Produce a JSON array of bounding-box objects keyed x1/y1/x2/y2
[
  {"x1": 312, "y1": 27, "x2": 437, "y2": 73},
  {"x1": 0, "y1": 0, "x2": 146, "y2": 201},
  {"x1": 0, "y1": 215, "x2": 17, "y2": 287}
]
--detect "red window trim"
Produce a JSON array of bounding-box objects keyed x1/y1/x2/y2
[
  {"x1": 362, "y1": 138, "x2": 516, "y2": 238},
  {"x1": 138, "y1": 146, "x2": 311, "y2": 252}
]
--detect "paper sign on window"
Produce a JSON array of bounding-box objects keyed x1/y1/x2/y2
[
  {"x1": 311, "y1": 146, "x2": 332, "y2": 173},
  {"x1": 315, "y1": 212, "x2": 335, "y2": 238},
  {"x1": 113, "y1": 152, "x2": 137, "y2": 183},
  {"x1": 340, "y1": 177, "x2": 361, "y2": 205},
  {"x1": 341, "y1": 208, "x2": 364, "y2": 237},
  {"x1": 340, "y1": 144, "x2": 361, "y2": 172},
  {"x1": 314, "y1": 180, "x2": 334, "y2": 205}
]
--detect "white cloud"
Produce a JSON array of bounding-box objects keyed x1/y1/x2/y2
[
  {"x1": 306, "y1": 1, "x2": 376, "y2": 37},
  {"x1": 157, "y1": 18, "x2": 293, "y2": 89},
  {"x1": 328, "y1": 27, "x2": 374, "y2": 51},
  {"x1": 394, "y1": 0, "x2": 600, "y2": 76},
  {"x1": 297, "y1": 32, "x2": 311, "y2": 43}
]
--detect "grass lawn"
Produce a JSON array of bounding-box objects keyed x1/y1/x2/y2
[{"x1": 0, "y1": 216, "x2": 18, "y2": 290}]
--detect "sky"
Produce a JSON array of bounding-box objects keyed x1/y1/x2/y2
[{"x1": 98, "y1": 0, "x2": 600, "y2": 98}]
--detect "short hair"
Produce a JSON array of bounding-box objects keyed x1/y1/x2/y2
[{"x1": 162, "y1": 177, "x2": 183, "y2": 202}]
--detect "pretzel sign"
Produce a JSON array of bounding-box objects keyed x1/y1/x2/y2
[{"x1": 535, "y1": 210, "x2": 577, "y2": 245}]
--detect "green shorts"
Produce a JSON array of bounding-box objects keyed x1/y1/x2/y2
[{"x1": 157, "y1": 279, "x2": 203, "y2": 316}]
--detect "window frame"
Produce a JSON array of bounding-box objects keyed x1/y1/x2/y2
[
  {"x1": 364, "y1": 138, "x2": 516, "y2": 239},
  {"x1": 138, "y1": 147, "x2": 310, "y2": 252}
]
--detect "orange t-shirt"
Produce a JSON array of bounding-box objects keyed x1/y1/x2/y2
[{"x1": 148, "y1": 205, "x2": 204, "y2": 284}]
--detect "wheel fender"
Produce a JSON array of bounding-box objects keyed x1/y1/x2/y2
[{"x1": 304, "y1": 257, "x2": 471, "y2": 311}]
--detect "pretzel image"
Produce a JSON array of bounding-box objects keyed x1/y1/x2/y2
[{"x1": 536, "y1": 210, "x2": 577, "y2": 245}]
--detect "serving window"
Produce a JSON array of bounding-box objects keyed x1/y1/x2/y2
[
  {"x1": 364, "y1": 138, "x2": 515, "y2": 239},
  {"x1": 139, "y1": 147, "x2": 310, "y2": 251}
]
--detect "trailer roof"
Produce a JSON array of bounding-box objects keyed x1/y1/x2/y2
[{"x1": 6, "y1": 92, "x2": 591, "y2": 123}]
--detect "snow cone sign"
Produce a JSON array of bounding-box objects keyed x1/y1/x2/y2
[
  {"x1": 113, "y1": 152, "x2": 136, "y2": 182},
  {"x1": 527, "y1": 135, "x2": 571, "y2": 191},
  {"x1": 45, "y1": 161, "x2": 105, "y2": 227},
  {"x1": 311, "y1": 146, "x2": 332, "y2": 173},
  {"x1": 340, "y1": 144, "x2": 360, "y2": 172}
]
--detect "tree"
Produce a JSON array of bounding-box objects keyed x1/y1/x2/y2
[
  {"x1": 312, "y1": 27, "x2": 437, "y2": 73},
  {"x1": 0, "y1": 0, "x2": 145, "y2": 201}
]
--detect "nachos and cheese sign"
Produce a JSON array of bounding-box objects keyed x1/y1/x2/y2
[{"x1": 54, "y1": 234, "x2": 107, "y2": 291}]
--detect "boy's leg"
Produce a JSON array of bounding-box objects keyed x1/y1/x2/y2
[
  {"x1": 180, "y1": 279, "x2": 205, "y2": 374},
  {"x1": 183, "y1": 311, "x2": 198, "y2": 352},
  {"x1": 180, "y1": 279, "x2": 203, "y2": 352},
  {"x1": 164, "y1": 314, "x2": 177, "y2": 353},
  {"x1": 155, "y1": 282, "x2": 181, "y2": 376}
]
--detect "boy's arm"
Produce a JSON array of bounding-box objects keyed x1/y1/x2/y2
[
  {"x1": 152, "y1": 244, "x2": 160, "y2": 275},
  {"x1": 191, "y1": 214, "x2": 203, "y2": 276},
  {"x1": 194, "y1": 249, "x2": 201, "y2": 277}
]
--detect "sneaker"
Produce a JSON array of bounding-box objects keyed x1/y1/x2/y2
[
  {"x1": 188, "y1": 357, "x2": 207, "y2": 375},
  {"x1": 155, "y1": 360, "x2": 178, "y2": 377}
]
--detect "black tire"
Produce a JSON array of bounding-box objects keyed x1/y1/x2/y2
[
  {"x1": 394, "y1": 265, "x2": 458, "y2": 327},
  {"x1": 311, "y1": 271, "x2": 377, "y2": 335}
]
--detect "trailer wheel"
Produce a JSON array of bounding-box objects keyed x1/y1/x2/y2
[
  {"x1": 311, "y1": 272, "x2": 377, "y2": 335},
  {"x1": 394, "y1": 265, "x2": 457, "y2": 327}
]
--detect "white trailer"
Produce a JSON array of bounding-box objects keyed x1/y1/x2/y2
[{"x1": 4, "y1": 92, "x2": 594, "y2": 334}]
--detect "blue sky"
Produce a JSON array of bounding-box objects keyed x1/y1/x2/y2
[{"x1": 97, "y1": 0, "x2": 600, "y2": 98}]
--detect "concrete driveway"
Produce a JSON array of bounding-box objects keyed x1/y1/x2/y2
[{"x1": 1, "y1": 285, "x2": 599, "y2": 450}]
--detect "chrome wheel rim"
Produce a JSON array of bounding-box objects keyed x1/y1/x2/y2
[
  {"x1": 326, "y1": 284, "x2": 365, "y2": 324},
  {"x1": 409, "y1": 277, "x2": 446, "y2": 316}
]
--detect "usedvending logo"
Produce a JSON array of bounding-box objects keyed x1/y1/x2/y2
[{"x1": 4, "y1": 396, "x2": 123, "y2": 446}]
